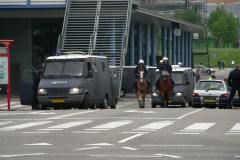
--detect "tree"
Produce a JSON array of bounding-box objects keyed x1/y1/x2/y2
[
  {"x1": 174, "y1": 8, "x2": 203, "y2": 25},
  {"x1": 208, "y1": 6, "x2": 239, "y2": 47}
]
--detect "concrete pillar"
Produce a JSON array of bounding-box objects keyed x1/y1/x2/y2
[
  {"x1": 162, "y1": 27, "x2": 167, "y2": 57},
  {"x1": 185, "y1": 32, "x2": 189, "y2": 67},
  {"x1": 111, "y1": 20, "x2": 116, "y2": 65},
  {"x1": 189, "y1": 32, "x2": 192, "y2": 67},
  {"x1": 177, "y1": 34, "x2": 181, "y2": 64},
  {"x1": 181, "y1": 31, "x2": 184, "y2": 66},
  {"x1": 167, "y1": 28, "x2": 172, "y2": 62},
  {"x1": 172, "y1": 29, "x2": 176, "y2": 64},
  {"x1": 145, "y1": 24, "x2": 150, "y2": 65},
  {"x1": 151, "y1": 25, "x2": 156, "y2": 66},
  {"x1": 138, "y1": 23, "x2": 143, "y2": 60},
  {"x1": 130, "y1": 22, "x2": 135, "y2": 65}
]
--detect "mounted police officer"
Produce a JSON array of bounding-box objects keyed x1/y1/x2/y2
[
  {"x1": 133, "y1": 59, "x2": 148, "y2": 91},
  {"x1": 155, "y1": 57, "x2": 173, "y2": 90},
  {"x1": 227, "y1": 64, "x2": 240, "y2": 108}
]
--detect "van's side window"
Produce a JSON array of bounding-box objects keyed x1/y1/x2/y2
[
  {"x1": 87, "y1": 62, "x2": 92, "y2": 72},
  {"x1": 93, "y1": 63, "x2": 97, "y2": 72}
]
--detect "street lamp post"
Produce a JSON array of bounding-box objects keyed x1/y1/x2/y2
[{"x1": 205, "y1": 0, "x2": 210, "y2": 73}]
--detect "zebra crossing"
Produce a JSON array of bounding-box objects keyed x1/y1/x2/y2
[
  {"x1": 0, "y1": 119, "x2": 239, "y2": 135},
  {"x1": 0, "y1": 101, "x2": 29, "y2": 110}
]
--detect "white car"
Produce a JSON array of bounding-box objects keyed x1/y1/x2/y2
[
  {"x1": 194, "y1": 65, "x2": 216, "y2": 75},
  {"x1": 192, "y1": 80, "x2": 230, "y2": 109}
]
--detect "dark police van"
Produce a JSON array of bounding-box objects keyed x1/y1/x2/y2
[
  {"x1": 151, "y1": 66, "x2": 195, "y2": 108},
  {"x1": 20, "y1": 52, "x2": 118, "y2": 110}
]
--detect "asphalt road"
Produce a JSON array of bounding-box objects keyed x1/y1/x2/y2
[
  {"x1": 0, "y1": 67, "x2": 239, "y2": 160},
  {"x1": 0, "y1": 96, "x2": 240, "y2": 160}
]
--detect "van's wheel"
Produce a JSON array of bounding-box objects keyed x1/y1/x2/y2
[
  {"x1": 41, "y1": 105, "x2": 48, "y2": 110},
  {"x1": 100, "y1": 97, "x2": 108, "y2": 109},
  {"x1": 151, "y1": 103, "x2": 156, "y2": 108},
  {"x1": 82, "y1": 94, "x2": 89, "y2": 109},
  {"x1": 110, "y1": 97, "x2": 118, "y2": 109},
  {"x1": 32, "y1": 104, "x2": 39, "y2": 110}
]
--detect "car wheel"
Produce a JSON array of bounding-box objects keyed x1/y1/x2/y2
[{"x1": 192, "y1": 103, "x2": 201, "y2": 108}]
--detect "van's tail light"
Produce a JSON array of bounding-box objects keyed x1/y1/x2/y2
[
  {"x1": 220, "y1": 93, "x2": 228, "y2": 97},
  {"x1": 192, "y1": 92, "x2": 199, "y2": 97}
]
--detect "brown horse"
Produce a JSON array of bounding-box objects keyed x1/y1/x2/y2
[
  {"x1": 158, "y1": 72, "x2": 173, "y2": 107},
  {"x1": 136, "y1": 70, "x2": 148, "y2": 108}
]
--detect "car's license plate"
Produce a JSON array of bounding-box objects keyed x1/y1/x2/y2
[
  {"x1": 51, "y1": 99, "x2": 65, "y2": 103},
  {"x1": 204, "y1": 98, "x2": 216, "y2": 103}
]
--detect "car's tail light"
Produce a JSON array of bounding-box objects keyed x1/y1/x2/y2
[
  {"x1": 221, "y1": 93, "x2": 228, "y2": 97},
  {"x1": 192, "y1": 92, "x2": 199, "y2": 97}
]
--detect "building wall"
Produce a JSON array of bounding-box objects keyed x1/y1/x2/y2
[{"x1": 0, "y1": 19, "x2": 32, "y2": 94}]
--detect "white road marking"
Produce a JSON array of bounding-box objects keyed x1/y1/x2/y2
[
  {"x1": 141, "y1": 145, "x2": 204, "y2": 147},
  {"x1": 0, "y1": 121, "x2": 52, "y2": 131},
  {"x1": 85, "y1": 128, "x2": 109, "y2": 131},
  {"x1": 181, "y1": 123, "x2": 216, "y2": 133},
  {"x1": 87, "y1": 143, "x2": 114, "y2": 146},
  {"x1": 173, "y1": 132, "x2": 200, "y2": 135},
  {"x1": 118, "y1": 133, "x2": 144, "y2": 143},
  {"x1": 75, "y1": 147, "x2": 100, "y2": 151},
  {"x1": 0, "y1": 112, "x2": 55, "y2": 116},
  {"x1": 155, "y1": 153, "x2": 182, "y2": 159},
  {"x1": 43, "y1": 120, "x2": 92, "y2": 129},
  {"x1": 0, "y1": 121, "x2": 12, "y2": 126},
  {"x1": 123, "y1": 131, "x2": 149, "y2": 134},
  {"x1": 225, "y1": 133, "x2": 240, "y2": 135},
  {"x1": 229, "y1": 123, "x2": 240, "y2": 132},
  {"x1": 72, "y1": 131, "x2": 99, "y2": 134},
  {"x1": 177, "y1": 109, "x2": 203, "y2": 120},
  {"x1": 122, "y1": 147, "x2": 138, "y2": 150},
  {"x1": 235, "y1": 156, "x2": 240, "y2": 158},
  {"x1": 125, "y1": 110, "x2": 155, "y2": 113},
  {"x1": 90, "y1": 155, "x2": 166, "y2": 158},
  {"x1": 87, "y1": 120, "x2": 133, "y2": 130},
  {"x1": 39, "y1": 129, "x2": 63, "y2": 131},
  {"x1": 47, "y1": 110, "x2": 98, "y2": 120},
  {"x1": 24, "y1": 143, "x2": 52, "y2": 146},
  {"x1": 0, "y1": 153, "x2": 46, "y2": 158},
  {"x1": 22, "y1": 132, "x2": 49, "y2": 134},
  {"x1": 135, "y1": 121, "x2": 174, "y2": 131}
]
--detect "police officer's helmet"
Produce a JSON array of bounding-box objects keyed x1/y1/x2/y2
[
  {"x1": 178, "y1": 62, "x2": 182, "y2": 66},
  {"x1": 163, "y1": 57, "x2": 168, "y2": 61},
  {"x1": 138, "y1": 59, "x2": 144, "y2": 64}
]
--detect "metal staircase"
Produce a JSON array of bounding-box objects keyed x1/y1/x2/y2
[{"x1": 61, "y1": 0, "x2": 132, "y2": 67}]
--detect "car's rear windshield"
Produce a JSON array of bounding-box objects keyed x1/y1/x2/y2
[
  {"x1": 43, "y1": 60, "x2": 84, "y2": 77},
  {"x1": 196, "y1": 81, "x2": 225, "y2": 91}
]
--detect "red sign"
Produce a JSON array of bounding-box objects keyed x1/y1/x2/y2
[{"x1": 0, "y1": 40, "x2": 14, "y2": 111}]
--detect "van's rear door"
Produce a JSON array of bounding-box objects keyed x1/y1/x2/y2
[{"x1": 20, "y1": 67, "x2": 37, "y2": 105}]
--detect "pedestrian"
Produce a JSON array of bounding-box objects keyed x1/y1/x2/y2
[
  {"x1": 227, "y1": 64, "x2": 240, "y2": 108},
  {"x1": 218, "y1": 60, "x2": 221, "y2": 70},
  {"x1": 221, "y1": 60, "x2": 225, "y2": 70}
]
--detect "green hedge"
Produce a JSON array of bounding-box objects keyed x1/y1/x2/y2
[{"x1": 193, "y1": 48, "x2": 240, "y2": 67}]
